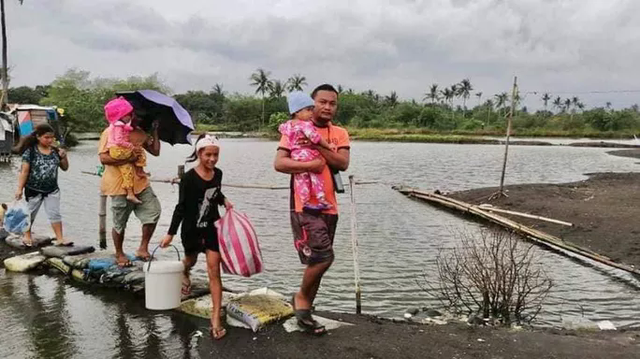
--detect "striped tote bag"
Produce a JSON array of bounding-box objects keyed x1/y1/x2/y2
[{"x1": 215, "y1": 209, "x2": 264, "y2": 277}]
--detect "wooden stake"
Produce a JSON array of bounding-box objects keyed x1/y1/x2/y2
[
  {"x1": 497, "y1": 76, "x2": 518, "y2": 197},
  {"x1": 177, "y1": 165, "x2": 185, "y2": 178},
  {"x1": 349, "y1": 175, "x2": 362, "y2": 314},
  {"x1": 99, "y1": 194, "x2": 107, "y2": 249}
]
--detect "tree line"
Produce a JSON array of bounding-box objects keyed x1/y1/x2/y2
[{"x1": 7, "y1": 68, "x2": 640, "y2": 136}]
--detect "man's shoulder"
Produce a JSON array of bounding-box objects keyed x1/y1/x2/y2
[{"x1": 330, "y1": 124, "x2": 349, "y2": 135}]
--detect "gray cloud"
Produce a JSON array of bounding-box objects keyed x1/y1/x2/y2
[{"x1": 6, "y1": 0, "x2": 640, "y2": 108}]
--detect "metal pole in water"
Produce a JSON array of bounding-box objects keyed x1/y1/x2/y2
[
  {"x1": 99, "y1": 194, "x2": 107, "y2": 249},
  {"x1": 349, "y1": 175, "x2": 362, "y2": 314}
]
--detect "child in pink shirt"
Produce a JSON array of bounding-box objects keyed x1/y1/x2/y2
[
  {"x1": 279, "y1": 92, "x2": 335, "y2": 210},
  {"x1": 104, "y1": 97, "x2": 147, "y2": 204}
]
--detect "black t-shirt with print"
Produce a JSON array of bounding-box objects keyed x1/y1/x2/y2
[{"x1": 168, "y1": 168, "x2": 225, "y2": 241}]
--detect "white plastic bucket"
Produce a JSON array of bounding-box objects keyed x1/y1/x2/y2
[{"x1": 144, "y1": 245, "x2": 184, "y2": 310}]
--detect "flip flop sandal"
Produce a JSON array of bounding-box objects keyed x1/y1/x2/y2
[
  {"x1": 210, "y1": 327, "x2": 227, "y2": 340},
  {"x1": 117, "y1": 259, "x2": 133, "y2": 268},
  {"x1": 181, "y1": 282, "x2": 192, "y2": 296},
  {"x1": 22, "y1": 241, "x2": 33, "y2": 248},
  {"x1": 296, "y1": 311, "x2": 326, "y2": 336},
  {"x1": 135, "y1": 252, "x2": 151, "y2": 261},
  {"x1": 55, "y1": 242, "x2": 74, "y2": 247}
]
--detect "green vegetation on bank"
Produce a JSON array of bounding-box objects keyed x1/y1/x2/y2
[{"x1": 7, "y1": 69, "x2": 640, "y2": 140}]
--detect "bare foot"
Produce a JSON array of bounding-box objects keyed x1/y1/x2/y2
[
  {"x1": 126, "y1": 195, "x2": 143, "y2": 204},
  {"x1": 116, "y1": 254, "x2": 132, "y2": 267},
  {"x1": 135, "y1": 250, "x2": 151, "y2": 261}
]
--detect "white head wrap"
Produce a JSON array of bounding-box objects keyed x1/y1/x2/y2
[{"x1": 195, "y1": 134, "x2": 220, "y2": 152}]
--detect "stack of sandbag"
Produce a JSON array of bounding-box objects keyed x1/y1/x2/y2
[
  {"x1": 226, "y1": 288, "x2": 294, "y2": 332},
  {"x1": 43, "y1": 245, "x2": 95, "y2": 276},
  {"x1": 4, "y1": 233, "x2": 53, "y2": 249},
  {"x1": 178, "y1": 291, "x2": 238, "y2": 319},
  {"x1": 82, "y1": 255, "x2": 145, "y2": 292},
  {"x1": 4, "y1": 251, "x2": 47, "y2": 272}
]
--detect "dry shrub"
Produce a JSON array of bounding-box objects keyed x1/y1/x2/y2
[{"x1": 423, "y1": 228, "x2": 553, "y2": 325}]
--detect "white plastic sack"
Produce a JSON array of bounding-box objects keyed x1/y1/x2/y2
[
  {"x1": 215, "y1": 209, "x2": 263, "y2": 277},
  {"x1": 3, "y1": 201, "x2": 30, "y2": 234}
]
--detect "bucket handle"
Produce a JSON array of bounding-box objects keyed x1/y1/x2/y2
[{"x1": 145, "y1": 244, "x2": 181, "y2": 271}]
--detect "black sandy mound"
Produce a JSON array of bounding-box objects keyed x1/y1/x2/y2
[{"x1": 451, "y1": 172, "x2": 640, "y2": 267}]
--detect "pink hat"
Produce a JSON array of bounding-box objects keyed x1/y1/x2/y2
[{"x1": 104, "y1": 97, "x2": 134, "y2": 124}]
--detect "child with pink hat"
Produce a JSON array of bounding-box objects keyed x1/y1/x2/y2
[{"x1": 104, "y1": 97, "x2": 147, "y2": 204}]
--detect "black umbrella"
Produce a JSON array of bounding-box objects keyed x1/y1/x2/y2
[{"x1": 116, "y1": 90, "x2": 194, "y2": 145}]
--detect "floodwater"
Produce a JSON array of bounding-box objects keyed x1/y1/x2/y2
[{"x1": 1, "y1": 139, "x2": 640, "y2": 358}]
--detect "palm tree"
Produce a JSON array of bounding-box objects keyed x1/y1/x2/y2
[
  {"x1": 458, "y1": 79, "x2": 473, "y2": 117},
  {"x1": 552, "y1": 96, "x2": 562, "y2": 113},
  {"x1": 337, "y1": 84, "x2": 344, "y2": 94},
  {"x1": 563, "y1": 98, "x2": 572, "y2": 114},
  {"x1": 1, "y1": 0, "x2": 23, "y2": 108},
  {"x1": 494, "y1": 92, "x2": 508, "y2": 117},
  {"x1": 385, "y1": 91, "x2": 398, "y2": 107},
  {"x1": 442, "y1": 87, "x2": 455, "y2": 118},
  {"x1": 541, "y1": 93, "x2": 551, "y2": 113},
  {"x1": 485, "y1": 99, "x2": 494, "y2": 124},
  {"x1": 475, "y1": 92, "x2": 483, "y2": 106},
  {"x1": 605, "y1": 101, "x2": 612, "y2": 110},
  {"x1": 286, "y1": 74, "x2": 307, "y2": 92},
  {"x1": 250, "y1": 68, "x2": 272, "y2": 127},
  {"x1": 424, "y1": 84, "x2": 440, "y2": 104},
  {"x1": 269, "y1": 80, "x2": 285, "y2": 99},
  {"x1": 212, "y1": 83, "x2": 224, "y2": 97}
]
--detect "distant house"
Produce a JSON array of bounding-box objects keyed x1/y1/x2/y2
[
  {"x1": 0, "y1": 112, "x2": 15, "y2": 162},
  {"x1": 14, "y1": 105, "x2": 62, "y2": 138}
]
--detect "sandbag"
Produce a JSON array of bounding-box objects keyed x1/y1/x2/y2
[
  {"x1": 63, "y1": 252, "x2": 108, "y2": 269},
  {"x1": 98, "y1": 262, "x2": 145, "y2": 291},
  {"x1": 3, "y1": 201, "x2": 30, "y2": 234},
  {"x1": 71, "y1": 269, "x2": 87, "y2": 282},
  {"x1": 5, "y1": 233, "x2": 53, "y2": 249},
  {"x1": 40, "y1": 245, "x2": 95, "y2": 258},
  {"x1": 178, "y1": 292, "x2": 237, "y2": 319},
  {"x1": 86, "y1": 254, "x2": 136, "y2": 274},
  {"x1": 46, "y1": 257, "x2": 71, "y2": 275},
  {"x1": 226, "y1": 293, "x2": 294, "y2": 332},
  {"x1": 4, "y1": 251, "x2": 47, "y2": 272}
]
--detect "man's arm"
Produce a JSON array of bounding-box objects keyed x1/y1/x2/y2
[
  {"x1": 143, "y1": 122, "x2": 160, "y2": 157},
  {"x1": 274, "y1": 149, "x2": 325, "y2": 174},
  {"x1": 317, "y1": 147, "x2": 350, "y2": 171},
  {"x1": 99, "y1": 152, "x2": 136, "y2": 166}
]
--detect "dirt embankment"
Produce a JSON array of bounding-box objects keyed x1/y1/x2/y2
[
  {"x1": 195, "y1": 311, "x2": 639, "y2": 359},
  {"x1": 451, "y1": 172, "x2": 640, "y2": 268}
]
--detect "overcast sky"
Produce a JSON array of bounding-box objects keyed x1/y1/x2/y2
[{"x1": 6, "y1": 0, "x2": 640, "y2": 108}]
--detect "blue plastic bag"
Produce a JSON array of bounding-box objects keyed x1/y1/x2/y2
[{"x1": 3, "y1": 201, "x2": 31, "y2": 234}]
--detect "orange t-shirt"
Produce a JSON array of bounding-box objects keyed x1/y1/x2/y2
[
  {"x1": 98, "y1": 129, "x2": 150, "y2": 196},
  {"x1": 278, "y1": 123, "x2": 350, "y2": 215}
]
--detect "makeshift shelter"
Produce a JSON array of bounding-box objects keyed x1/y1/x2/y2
[{"x1": 0, "y1": 112, "x2": 15, "y2": 162}]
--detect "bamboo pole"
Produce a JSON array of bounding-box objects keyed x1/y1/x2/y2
[
  {"x1": 349, "y1": 175, "x2": 362, "y2": 314},
  {"x1": 478, "y1": 204, "x2": 573, "y2": 227},
  {"x1": 498, "y1": 76, "x2": 518, "y2": 196},
  {"x1": 395, "y1": 187, "x2": 640, "y2": 277},
  {"x1": 99, "y1": 194, "x2": 107, "y2": 249}
]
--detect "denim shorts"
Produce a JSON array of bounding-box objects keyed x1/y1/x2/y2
[{"x1": 111, "y1": 187, "x2": 161, "y2": 234}]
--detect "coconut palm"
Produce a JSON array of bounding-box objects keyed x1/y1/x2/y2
[
  {"x1": 541, "y1": 93, "x2": 551, "y2": 113},
  {"x1": 606, "y1": 101, "x2": 612, "y2": 110},
  {"x1": 442, "y1": 87, "x2": 456, "y2": 118},
  {"x1": 458, "y1": 79, "x2": 473, "y2": 117},
  {"x1": 337, "y1": 84, "x2": 344, "y2": 94},
  {"x1": 552, "y1": 96, "x2": 562, "y2": 113},
  {"x1": 269, "y1": 80, "x2": 286, "y2": 99},
  {"x1": 385, "y1": 91, "x2": 398, "y2": 107},
  {"x1": 485, "y1": 99, "x2": 494, "y2": 124},
  {"x1": 424, "y1": 84, "x2": 440, "y2": 104},
  {"x1": 475, "y1": 92, "x2": 483, "y2": 106},
  {"x1": 494, "y1": 92, "x2": 508, "y2": 117},
  {"x1": 1, "y1": 0, "x2": 24, "y2": 107},
  {"x1": 212, "y1": 83, "x2": 224, "y2": 97},
  {"x1": 250, "y1": 68, "x2": 272, "y2": 127},
  {"x1": 286, "y1": 74, "x2": 307, "y2": 92},
  {"x1": 563, "y1": 98, "x2": 572, "y2": 114}
]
